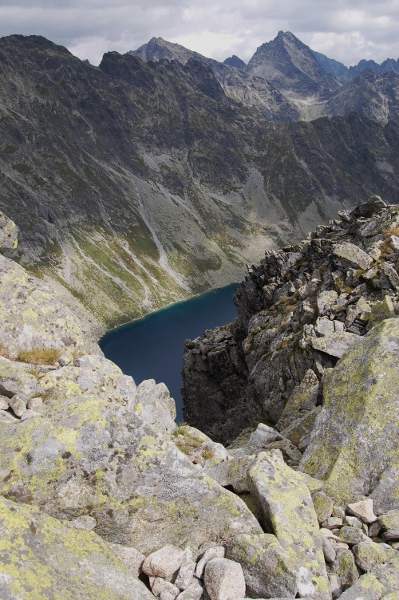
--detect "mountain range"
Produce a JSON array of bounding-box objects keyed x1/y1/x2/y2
[{"x1": 0, "y1": 31, "x2": 398, "y2": 330}]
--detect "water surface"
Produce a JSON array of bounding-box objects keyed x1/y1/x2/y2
[{"x1": 100, "y1": 283, "x2": 239, "y2": 422}]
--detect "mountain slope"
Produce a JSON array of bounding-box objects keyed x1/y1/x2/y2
[
  {"x1": 323, "y1": 69, "x2": 399, "y2": 124},
  {"x1": 1, "y1": 35, "x2": 399, "y2": 330}
]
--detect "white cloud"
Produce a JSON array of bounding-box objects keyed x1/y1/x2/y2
[{"x1": 0, "y1": 0, "x2": 398, "y2": 66}]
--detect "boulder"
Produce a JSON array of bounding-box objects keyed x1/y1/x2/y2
[
  {"x1": 310, "y1": 332, "x2": 360, "y2": 359},
  {"x1": 347, "y1": 499, "x2": 377, "y2": 524},
  {"x1": 204, "y1": 558, "x2": 246, "y2": 600},
  {"x1": 0, "y1": 254, "x2": 98, "y2": 359},
  {"x1": 0, "y1": 496, "x2": 154, "y2": 600},
  {"x1": 333, "y1": 242, "x2": 373, "y2": 270},
  {"x1": 0, "y1": 356, "x2": 262, "y2": 555},
  {"x1": 337, "y1": 556, "x2": 399, "y2": 599},
  {"x1": 352, "y1": 540, "x2": 396, "y2": 572},
  {"x1": 142, "y1": 545, "x2": 185, "y2": 581},
  {"x1": 247, "y1": 451, "x2": 330, "y2": 598},
  {"x1": 301, "y1": 318, "x2": 399, "y2": 512},
  {"x1": 226, "y1": 533, "x2": 297, "y2": 598}
]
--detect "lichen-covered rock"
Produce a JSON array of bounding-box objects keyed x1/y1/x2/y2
[
  {"x1": 378, "y1": 510, "x2": 399, "y2": 541},
  {"x1": 352, "y1": 540, "x2": 396, "y2": 572},
  {"x1": 331, "y1": 548, "x2": 359, "y2": 590},
  {"x1": 0, "y1": 355, "x2": 261, "y2": 555},
  {"x1": 300, "y1": 318, "x2": 399, "y2": 512},
  {"x1": 0, "y1": 254, "x2": 99, "y2": 358},
  {"x1": 312, "y1": 491, "x2": 334, "y2": 524},
  {"x1": 310, "y1": 331, "x2": 360, "y2": 358},
  {"x1": 226, "y1": 533, "x2": 297, "y2": 598},
  {"x1": 276, "y1": 369, "x2": 319, "y2": 432},
  {"x1": 337, "y1": 555, "x2": 399, "y2": 599},
  {"x1": 247, "y1": 451, "x2": 330, "y2": 599},
  {"x1": 0, "y1": 210, "x2": 18, "y2": 250},
  {"x1": 0, "y1": 496, "x2": 155, "y2": 600},
  {"x1": 333, "y1": 242, "x2": 373, "y2": 270}
]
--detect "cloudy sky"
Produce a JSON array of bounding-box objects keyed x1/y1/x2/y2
[{"x1": 0, "y1": 0, "x2": 398, "y2": 67}]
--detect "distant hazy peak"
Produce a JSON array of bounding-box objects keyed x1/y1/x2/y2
[
  {"x1": 128, "y1": 37, "x2": 206, "y2": 64},
  {"x1": 223, "y1": 55, "x2": 246, "y2": 69}
]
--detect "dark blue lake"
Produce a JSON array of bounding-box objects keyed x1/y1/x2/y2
[{"x1": 100, "y1": 283, "x2": 239, "y2": 422}]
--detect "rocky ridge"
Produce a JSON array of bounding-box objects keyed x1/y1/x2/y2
[
  {"x1": 2, "y1": 207, "x2": 399, "y2": 597},
  {"x1": 132, "y1": 32, "x2": 399, "y2": 125}
]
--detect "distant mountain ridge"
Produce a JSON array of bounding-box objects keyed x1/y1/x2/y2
[
  {"x1": 0, "y1": 33, "x2": 399, "y2": 329},
  {"x1": 130, "y1": 32, "x2": 399, "y2": 125}
]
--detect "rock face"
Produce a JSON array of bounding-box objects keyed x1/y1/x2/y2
[
  {"x1": 182, "y1": 198, "x2": 399, "y2": 597},
  {"x1": 301, "y1": 317, "x2": 399, "y2": 512},
  {"x1": 182, "y1": 197, "x2": 399, "y2": 445},
  {"x1": 246, "y1": 31, "x2": 340, "y2": 100}
]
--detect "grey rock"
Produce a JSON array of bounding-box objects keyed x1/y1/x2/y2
[
  {"x1": 0, "y1": 496, "x2": 155, "y2": 600},
  {"x1": 195, "y1": 547, "x2": 225, "y2": 579},
  {"x1": 0, "y1": 210, "x2": 18, "y2": 250},
  {"x1": 204, "y1": 558, "x2": 246, "y2": 600},
  {"x1": 151, "y1": 577, "x2": 180, "y2": 599},
  {"x1": 301, "y1": 319, "x2": 399, "y2": 512},
  {"x1": 226, "y1": 533, "x2": 297, "y2": 598},
  {"x1": 174, "y1": 560, "x2": 196, "y2": 590},
  {"x1": 143, "y1": 546, "x2": 186, "y2": 581},
  {"x1": 248, "y1": 451, "x2": 330, "y2": 598},
  {"x1": 352, "y1": 540, "x2": 395, "y2": 572},
  {"x1": 8, "y1": 394, "x2": 27, "y2": 417},
  {"x1": 331, "y1": 548, "x2": 359, "y2": 590},
  {"x1": 333, "y1": 242, "x2": 373, "y2": 270},
  {"x1": 176, "y1": 581, "x2": 203, "y2": 600},
  {"x1": 339, "y1": 526, "x2": 367, "y2": 546},
  {"x1": 379, "y1": 510, "x2": 399, "y2": 541},
  {"x1": 108, "y1": 544, "x2": 145, "y2": 578},
  {"x1": 311, "y1": 331, "x2": 359, "y2": 358},
  {"x1": 321, "y1": 536, "x2": 336, "y2": 563}
]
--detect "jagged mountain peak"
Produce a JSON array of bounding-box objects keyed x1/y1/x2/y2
[
  {"x1": 128, "y1": 37, "x2": 206, "y2": 64},
  {"x1": 223, "y1": 55, "x2": 246, "y2": 69},
  {"x1": 246, "y1": 30, "x2": 341, "y2": 99}
]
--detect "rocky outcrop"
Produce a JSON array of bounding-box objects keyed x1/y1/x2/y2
[
  {"x1": 0, "y1": 496, "x2": 154, "y2": 600},
  {"x1": 182, "y1": 197, "x2": 399, "y2": 598},
  {"x1": 182, "y1": 196, "x2": 399, "y2": 443}
]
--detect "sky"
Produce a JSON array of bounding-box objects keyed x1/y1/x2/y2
[{"x1": 0, "y1": 0, "x2": 398, "y2": 68}]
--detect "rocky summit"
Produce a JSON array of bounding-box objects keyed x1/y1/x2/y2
[{"x1": 2, "y1": 193, "x2": 399, "y2": 598}]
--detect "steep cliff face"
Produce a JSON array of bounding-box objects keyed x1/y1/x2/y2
[
  {"x1": 2, "y1": 36, "x2": 399, "y2": 328},
  {"x1": 182, "y1": 197, "x2": 399, "y2": 444}
]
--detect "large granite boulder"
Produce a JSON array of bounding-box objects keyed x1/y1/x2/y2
[
  {"x1": 0, "y1": 354, "x2": 261, "y2": 555},
  {"x1": 0, "y1": 496, "x2": 154, "y2": 600},
  {"x1": 0, "y1": 253, "x2": 98, "y2": 358},
  {"x1": 301, "y1": 318, "x2": 399, "y2": 513}
]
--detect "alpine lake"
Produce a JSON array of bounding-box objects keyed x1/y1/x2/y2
[{"x1": 100, "y1": 283, "x2": 239, "y2": 422}]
